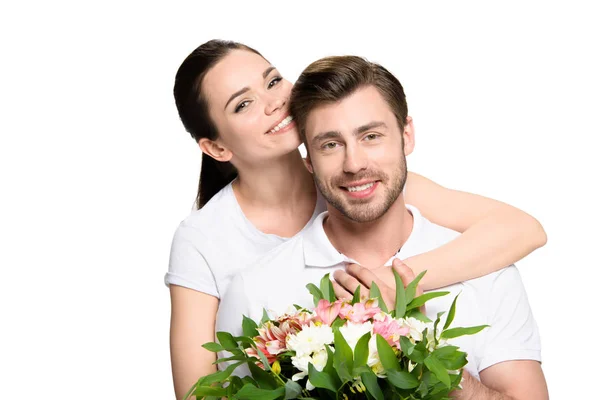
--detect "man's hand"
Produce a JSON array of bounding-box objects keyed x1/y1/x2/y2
[{"x1": 332, "y1": 259, "x2": 422, "y2": 309}]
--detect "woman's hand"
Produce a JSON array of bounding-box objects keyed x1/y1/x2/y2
[{"x1": 332, "y1": 259, "x2": 423, "y2": 310}]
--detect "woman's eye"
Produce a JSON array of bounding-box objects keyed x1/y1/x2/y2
[
  {"x1": 268, "y1": 77, "x2": 282, "y2": 88},
  {"x1": 234, "y1": 100, "x2": 251, "y2": 113}
]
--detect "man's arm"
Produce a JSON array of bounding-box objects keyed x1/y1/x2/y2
[{"x1": 452, "y1": 362, "x2": 548, "y2": 400}]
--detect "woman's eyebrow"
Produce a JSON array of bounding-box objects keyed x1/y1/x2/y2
[{"x1": 223, "y1": 66, "x2": 277, "y2": 110}]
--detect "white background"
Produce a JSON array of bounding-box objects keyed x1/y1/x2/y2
[{"x1": 1, "y1": 1, "x2": 598, "y2": 398}]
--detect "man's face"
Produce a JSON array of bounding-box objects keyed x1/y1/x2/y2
[{"x1": 304, "y1": 85, "x2": 414, "y2": 223}]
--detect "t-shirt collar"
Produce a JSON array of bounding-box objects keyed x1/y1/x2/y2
[{"x1": 303, "y1": 205, "x2": 423, "y2": 268}]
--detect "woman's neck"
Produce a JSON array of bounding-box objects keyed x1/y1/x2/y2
[{"x1": 233, "y1": 150, "x2": 316, "y2": 212}]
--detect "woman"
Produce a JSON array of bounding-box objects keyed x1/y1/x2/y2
[{"x1": 166, "y1": 40, "x2": 546, "y2": 399}]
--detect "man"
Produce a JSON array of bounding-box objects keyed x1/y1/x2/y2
[{"x1": 217, "y1": 56, "x2": 548, "y2": 399}]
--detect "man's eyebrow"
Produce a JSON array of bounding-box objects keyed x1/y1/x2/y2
[
  {"x1": 354, "y1": 121, "x2": 387, "y2": 135},
  {"x1": 312, "y1": 130, "x2": 342, "y2": 146},
  {"x1": 223, "y1": 66, "x2": 277, "y2": 111}
]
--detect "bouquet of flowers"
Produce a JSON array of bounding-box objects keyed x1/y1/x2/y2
[{"x1": 186, "y1": 270, "x2": 487, "y2": 399}]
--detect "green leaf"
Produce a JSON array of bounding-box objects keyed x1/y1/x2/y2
[
  {"x1": 360, "y1": 369, "x2": 384, "y2": 400},
  {"x1": 386, "y1": 369, "x2": 420, "y2": 389},
  {"x1": 443, "y1": 293, "x2": 460, "y2": 331},
  {"x1": 406, "y1": 309, "x2": 432, "y2": 323},
  {"x1": 235, "y1": 384, "x2": 285, "y2": 400},
  {"x1": 393, "y1": 268, "x2": 407, "y2": 318},
  {"x1": 375, "y1": 334, "x2": 400, "y2": 372},
  {"x1": 424, "y1": 354, "x2": 451, "y2": 388},
  {"x1": 216, "y1": 331, "x2": 239, "y2": 351},
  {"x1": 306, "y1": 283, "x2": 324, "y2": 307},
  {"x1": 369, "y1": 282, "x2": 388, "y2": 313},
  {"x1": 441, "y1": 325, "x2": 489, "y2": 340},
  {"x1": 247, "y1": 362, "x2": 278, "y2": 389},
  {"x1": 320, "y1": 273, "x2": 336, "y2": 302},
  {"x1": 202, "y1": 342, "x2": 224, "y2": 352},
  {"x1": 406, "y1": 291, "x2": 450, "y2": 310},
  {"x1": 214, "y1": 353, "x2": 248, "y2": 364},
  {"x1": 333, "y1": 329, "x2": 354, "y2": 382},
  {"x1": 242, "y1": 315, "x2": 259, "y2": 337},
  {"x1": 195, "y1": 361, "x2": 244, "y2": 386},
  {"x1": 284, "y1": 380, "x2": 303, "y2": 399},
  {"x1": 323, "y1": 345, "x2": 342, "y2": 388},
  {"x1": 308, "y1": 363, "x2": 338, "y2": 392},
  {"x1": 433, "y1": 311, "x2": 445, "y2": 346},
  {"x1": 432, "y1": 346, "x2": 468, "y2": 370},
  {"x1": 399, "y1": 336, "x2": 425, "y2": 363},
  {"x1": 261, "y1": 309, "x2": 271, "y2": 324},
  {"x1": 353, "y1": 332, "x2": 371, "y2": 368},
  {"x1": 193, "y1": 386, "x2": 227, "y2": 397},
  {"x1": 351, "y1": 285, "x2": 361, "y2": 305},
  {"x1": 405, "y1": 270, "x2": 427, "y2": 304},
  {"x1": 233, "y1": 336, "x2": 257, "y2": 348},
  {"x1": 331, "y1": 318, "x2": 346, "y2": 330}
]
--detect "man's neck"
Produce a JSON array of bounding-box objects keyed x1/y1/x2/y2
[{"x1": 323, "y1": 196, "x2": 413, "y2": 269}]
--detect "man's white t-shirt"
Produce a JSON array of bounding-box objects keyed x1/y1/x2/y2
[
  {"x1": 164, "y1": 182, "x2": 326, "y2": 298},
  {"x1": 216, "y1": 205, "x2": 541, "y2": 378}
]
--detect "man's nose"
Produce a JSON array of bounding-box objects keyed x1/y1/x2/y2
[{"x1": 343, "y1": 144, "x2": 368, "y2": 174}]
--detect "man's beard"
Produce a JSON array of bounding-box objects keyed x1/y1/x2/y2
[{"x1": 314, "y1": 160, "x2": 407, "y2": 223}]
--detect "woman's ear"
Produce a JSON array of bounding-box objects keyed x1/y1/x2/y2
[
  {"x1": 198, "y1": 138, "x2": 233, "y2": 162},
  {"x1": 402, "y1": 116, "x2": 415, "y2": 156}
]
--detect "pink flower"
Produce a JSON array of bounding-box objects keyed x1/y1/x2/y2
[
  {"x1": 315, "y1": 299, "x2": 343, "y2": 325},
  {"x1": 373, "y1": 315, "x2": 410, "y2": 347},
  {"x1": 339, "y1": 302, "x2": 382, "y2": 324}
]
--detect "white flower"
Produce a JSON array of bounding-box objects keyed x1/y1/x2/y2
[
  {"x1": 291, "y1": 348, "x2": 329, "y2": 390},
  {"x1": 367, "y1": 335, "x2": 386, "y2": 378},
  {"x1": 426, "y1": 328, "x2": 448, "y2": 351},
  {"x1": 339, "y1": 322, "x2": 373, "y2": 353},
  {"x1": 286, "y1": 323, "x2": 334, "y2": 357},
  {"x1": 401, "y1": 317, "x2": 431, "y2": 341}
]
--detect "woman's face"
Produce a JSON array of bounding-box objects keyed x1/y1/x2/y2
[{"x1": 202, "y1": 49, "x2": 300, "y2": 167}]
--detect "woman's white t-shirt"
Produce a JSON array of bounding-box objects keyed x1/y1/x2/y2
[{"x1": 164, "y1": 182, "x2": 326, "y2": 298}]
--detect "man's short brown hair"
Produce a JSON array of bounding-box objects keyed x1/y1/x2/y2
[{"x1": 290, "y1": 56, "x2": 408, "y2": 144}]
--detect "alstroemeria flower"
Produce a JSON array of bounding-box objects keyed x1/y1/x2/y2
[
  {"x1": 339, "y1": 302, "x2": 382, "y2": 324},
  {"x1": 315, "y1": 299, "x2": 343, "y2": 325},
  {"x1": 373, "y1": 315, "x2": 410, "y2": 347}
]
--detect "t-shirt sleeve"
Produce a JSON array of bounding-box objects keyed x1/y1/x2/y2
[
  {"x1": 164, "y1": 223, "x2": 219, "y2": 298},
  {"x1": 477, "y1": 266, "x2": 542, "y2": 371}
]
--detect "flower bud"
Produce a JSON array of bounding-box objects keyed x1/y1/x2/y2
[{"x1": 272, "y1": 360, "x2": 281, "y2": 375}]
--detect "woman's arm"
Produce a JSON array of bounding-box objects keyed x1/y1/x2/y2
[
  {"x1": 403, "y1": 172, "x2": 547, "y2": 290},
  {"x1": 169, "y1": 286, "x2": 219, "y2": 400}
]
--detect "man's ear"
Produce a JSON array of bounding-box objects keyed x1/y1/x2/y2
[
  {"x1": 303, "y1": 151, "x2": 314, "y2": 174},
  {"x1": 402, "y1": 116, "x2": 415, "y2": 156},
  {"x1": 198, "y1": 138, "x2": 233, "y2": 162}
]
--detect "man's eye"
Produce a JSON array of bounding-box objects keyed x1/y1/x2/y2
[
  {"x1": 365, "y1": 133, "x2": 379, "y2": 141},
  {"x1": 323, "y1": 142, "x2": 338, "y2": 150},
  {"x1": 235, "y1": 100, "x2": 251, "y2": 113},
  {"x1": 268, "y1": 77, "x2": 282, "y2": 88}
]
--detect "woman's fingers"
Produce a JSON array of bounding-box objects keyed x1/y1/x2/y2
[
  {"x1": 331, "y1": 280, "x2": 352, "y2": 301},
  {"x1": 392, "y1": 259, "x2": 425, "y2": 311},
  {"x1": 333, "y1": 267, "x2": 370, "y2": 300}
]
